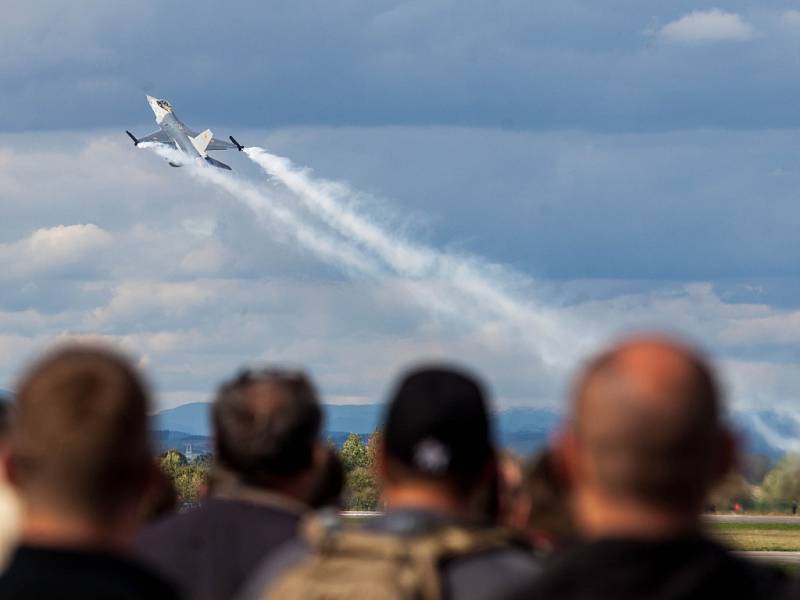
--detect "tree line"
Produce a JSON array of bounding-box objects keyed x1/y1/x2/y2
[
  {"x1": 158, "y1": 431, "x2": 381, "y2": 510},
  {"x1": 159, "y1": 438, "x2": 800, "y2": 513}
]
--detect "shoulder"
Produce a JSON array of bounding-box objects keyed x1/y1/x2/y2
[
  {"x1": 0, "y1": 548, "x2": 181, "y2": 600},
  {"x1": 120, "y1": 558, "x2": 184, "y2": 600},
  {"x1": 527, "y1": 536, "x2": 789, "y2": 599},
  {"x1": 237, "y1": 537, "x2": 311, "y2": 600},
  {"x1": 443, "y1": 545, "x2": 542, "y2": 600},
  {"x1": 139, "y1": 498, "x2": 298, "y2": 545}
]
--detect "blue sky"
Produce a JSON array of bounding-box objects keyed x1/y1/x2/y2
[{"x1": 1, "y1": 2, "x2": 799, "y2": 412}]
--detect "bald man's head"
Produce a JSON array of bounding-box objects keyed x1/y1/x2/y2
[{"x1": 568, "y1": 335, "x2": 729, "y2": 513}]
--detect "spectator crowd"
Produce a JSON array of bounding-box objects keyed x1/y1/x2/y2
[{"x1": 0, "y1": 334, "x2": 794, "y2": 599}]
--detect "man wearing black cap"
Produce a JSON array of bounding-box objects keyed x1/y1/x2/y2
[{"x1": 240, "y1": 365, "x2": 541, "y2": 600}]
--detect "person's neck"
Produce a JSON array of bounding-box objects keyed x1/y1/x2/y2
[
  {"x1": 21, "y1": 507, "x2": 132, "y2": 554},
  {"x1": 574, "y1": 489, "x2": 699, "y2": 540},
  {"x1": 382, "y1": 483, "x2": 467, "y2": 517}
]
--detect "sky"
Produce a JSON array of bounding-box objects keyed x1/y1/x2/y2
[{"x1": 1, "y1": 1, "x2": 799, "y2": 414}]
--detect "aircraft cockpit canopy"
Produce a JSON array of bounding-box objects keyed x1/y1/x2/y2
[{"x1": 157, "y1": 100, "x2": 173, "y2": 111}]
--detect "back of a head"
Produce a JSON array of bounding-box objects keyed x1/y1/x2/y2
[
  {"x1": 12, "y1": 345, "x2": 152, "y2": 522},
  {"x1": 570, "y1": 335, "x2": 724, "y2": 513},
  {"x1": 383, "y1": 365, "x2": 494, "y2": 494},
  {"x1": 307, "y1": 447, "x2": 344, "y2": 510},
  {"x1": 213, "y1": 368, "x2": 322, "y2": 486}
]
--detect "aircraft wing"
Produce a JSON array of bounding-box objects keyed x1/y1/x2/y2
[
  {"x1": 206, "y1": 137, "x2": 237, "y2": 151},
  {"x1": 137, "y1": 130, "x2": 173, "y2": 145}
]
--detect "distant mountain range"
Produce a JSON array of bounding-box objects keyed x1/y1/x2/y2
[
  {"x1": 4, "y1": 385, "x2": 794, "y2": 460},
  {"x1": 153, "y1": 401, "x2": 800, "y2": 461}
]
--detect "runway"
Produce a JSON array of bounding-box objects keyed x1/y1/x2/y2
[
  {"x1": 736, "y1": 551, "x2": 800, "y2": 564},
  {"x1": 704, "y1": 514, "x2": 800, "y2": 525}
]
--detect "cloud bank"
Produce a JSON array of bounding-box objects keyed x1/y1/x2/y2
[{"x1": 0, "y1": 130, "x2": 797, "y2": 416}]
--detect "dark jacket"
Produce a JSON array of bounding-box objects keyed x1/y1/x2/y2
[
  {"x1": 240, "y1": 508, "x2": 542, "y2": 600},
  {"x1": 519, "y1": 534, "x2": 787, "y2": 600},
  {"x1": 137, "y1": 483, "x2": 305, "y2": 600},
  {"x1": 0, "y1": 545, "x2": 180, "y2": 600}
]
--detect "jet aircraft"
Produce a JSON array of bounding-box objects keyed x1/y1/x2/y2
[{"x1": 126, "y1": 96, "x2": 245, "y2": 170}]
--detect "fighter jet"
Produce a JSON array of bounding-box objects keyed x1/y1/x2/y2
[{"x1": 126, "y1": 96, "x2": 245, "y2": 170}]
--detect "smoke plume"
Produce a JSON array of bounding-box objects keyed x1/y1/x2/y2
[{"x1": 141, "y1": 142, "x2": 593, "y2": 372}]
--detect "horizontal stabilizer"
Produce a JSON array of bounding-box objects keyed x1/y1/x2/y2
[
  {"x1": 205, "y1": 156, "x2": 232, "y2": 171},
  {"x1": 191, "y1": 129, "x2": 213, "y2": 155}
]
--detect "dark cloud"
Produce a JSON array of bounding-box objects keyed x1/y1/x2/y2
[{"x1": 4, "y1": 1, "x2": 800, "y2": 132}]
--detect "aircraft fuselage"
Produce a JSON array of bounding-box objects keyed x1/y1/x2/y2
[{"x1": 126, "y1": 96, "x2": 241, "y2": 170}]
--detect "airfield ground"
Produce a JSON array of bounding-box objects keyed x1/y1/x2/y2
[
  {"x1": 710, "y1": 521, "x2": 800, "y2": 552},
  {"x1": 705, "y1": 516, "x2": 800, "y2": 570},
  {"x1": 345, "y1": 512, "x2": 800, "y2": 565}
]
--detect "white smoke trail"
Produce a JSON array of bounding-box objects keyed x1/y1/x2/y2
[
  {"x1": 244, "y1": 147, "x2": 591, "y2": 368},
  {"x1": 139, "y1": 143, "x2": 382, "y2": 277}
]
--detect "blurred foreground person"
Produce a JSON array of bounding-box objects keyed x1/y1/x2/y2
[
  {"x1": 138, "y1": 368, "x2": 325, "y2": 600},
  {"x1": 141, "y1": 467, "x2": 179, "y2": 524},
  {"x1": 517, "y1": 335, "x2": 787, "y2": 600},
  {"x1": 306, "y1": 446, "x2": 344, "y2": 510},
  {"x1": 0, "y1": 397, "x2": 20, "y2": 570},
  {"x1": 244, "y1": 366, "x2": 541, "y2": 600},
  {"x1": 0, "y1": 346, "x2": 179, "y2": 600},
  {"x1": 508, "y1": 449, "x2": 574, "y2": 554}
]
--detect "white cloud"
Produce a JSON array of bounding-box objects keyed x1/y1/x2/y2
[
  {"x1": 179, "y1": 239, "x2": 228, "y2": 274},
  {"x1": 0, "y1": 129, "x2": 798, "y2": 418},
  {"x1": 90, "y1": 281, "x2": 220, "y2": 325},
  {"x1": 658, "y1": 10, "x2": 756, "y2": 44},
  {"x1": 0, "y1": 224, "x2": 112, "y2": 279}
]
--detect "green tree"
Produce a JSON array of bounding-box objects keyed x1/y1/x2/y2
[
  {"x1": 761, "y1": 454, "x2": 800, "y2": 509},
  {"x1": 173, "y1": 465, "x2": 209, "y2": 504},
  {"x1": 339, "y1": 432, "x2": 380, "y2": 510},
  {"x1": 340, "y1": 433, "x2": 370, "y2": 471},
  {"x1": 160, "y1": 449, "x2": 188, "y2": 477},
  {"x1": 192, "y1": 453, "x2": 214, "y2": 468},
  {"x1": 158, "y1": 449, "x2": 210, "y2": 505},
  {"x1": 345, "y1": 466, "x2": 379, "y2": 510}
]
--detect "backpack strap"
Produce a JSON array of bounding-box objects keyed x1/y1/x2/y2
[
  {"x1": 406, "y1": 526, "x2": 514, "y2": 600},
  {"x1": 301, "y1": 516, "x2": 514, "y2": 600}
]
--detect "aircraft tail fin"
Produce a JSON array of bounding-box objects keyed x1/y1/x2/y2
[{"x1": 190, "y1": 129, "x2": 214, "y2": 155}]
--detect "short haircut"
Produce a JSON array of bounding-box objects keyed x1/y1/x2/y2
[
  {"x1": 12, "y1": 345, "x2": 153, "y2": 521},
  {"x1": 212, "y1": 369, "x2": 322, "y2": 484},
  {"x1": 383, "y1": 366, "x2": 494, "y2": 494},
  {"x1": 573, "y1": 337, "x2": 722, "y2": 511}
]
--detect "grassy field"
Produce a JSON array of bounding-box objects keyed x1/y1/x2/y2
[{"x1": 708, "y1": 522, "x2": 800, "y2": 552}]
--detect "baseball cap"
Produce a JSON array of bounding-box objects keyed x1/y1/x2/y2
[{"x1": 383, "y1": 366, "x2": 494, "y2": 479}]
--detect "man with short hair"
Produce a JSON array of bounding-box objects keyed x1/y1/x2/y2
[
  {"x1": 138, "y1": 368, "x2": 325, "y2": 600},
  {"x1": 243, "y1": 365, "x2": 542, "y2": 600},
  {"x1": 519, "y1": 335, "x2": 787, "y2": 600},
  {"x1": 0, "y1": 345, "x2": 179, "y2": 599}
]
